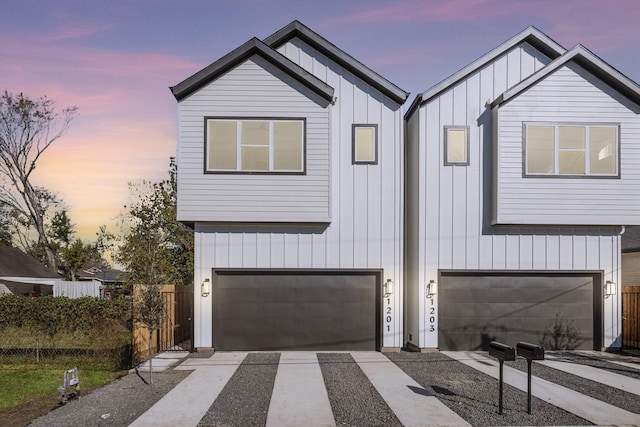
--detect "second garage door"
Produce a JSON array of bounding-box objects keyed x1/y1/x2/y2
[
  {"x1": 213, "y1": 270, "x2": 380, "y2": 351},
  {"x1": 438, "y1": 273, "x2": 601, "y2": 351}
]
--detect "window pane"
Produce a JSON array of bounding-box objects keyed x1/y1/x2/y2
[
  {"x1": 559, "y1": 126, "x2": 585, "y2": 149},
  {"x1": 527, "y1": 126, "x2": 555, "y2": 173},
  {"x1": 355, "y1": 127, "x2": 376, "y2": 162},
  {"x1": 590, "y1": 127, "x2": 617, "y2": 174},
  {"x1": 447, "y1": 129, "x2": 467, "y2": 163},
  {"x1": 241, "y1": 146, "x2": 269, "y2": 170},
  {"x1": 242, "y1": 121, "x2": 269, "y2": 145},
  {"x1": 274, "y1": 121, "x2": 302, "y2": 170},
  {"x1": 209, "y1": 120, "x2": 237, "y2": 169},
  {"x1": 559, "y1": 151, "x2": 586, "y2": 174}
]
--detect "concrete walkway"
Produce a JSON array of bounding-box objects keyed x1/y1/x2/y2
[{"x1": 444, "y1": 351, "x2": 640, "y2": 426}]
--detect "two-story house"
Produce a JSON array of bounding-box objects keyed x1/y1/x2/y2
[
  {"x1": 405, "y1": 27, "x2": 640, "y2": 351},
  {"x1": 173, "y1": 22, "x2": 639, "y2": 353},
  {"x1": 171, "y1": 21, "x2": 409, "y2": 351}
]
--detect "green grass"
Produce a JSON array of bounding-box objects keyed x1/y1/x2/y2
[{"x1": 0, "y1": 363, "x2": 119, "y2": 411}]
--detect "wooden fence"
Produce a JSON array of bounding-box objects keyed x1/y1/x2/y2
[
  {"x1": 132, "y1": 284, "x2": 194, "y2": 363},
  {"x1": 623, "y1": 286, "x2": 640, "y2": 349}
]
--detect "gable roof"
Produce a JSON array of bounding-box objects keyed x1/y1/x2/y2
[
  {"x1": 0, "y1": 246, "x2": 60, "y2": 278},
  {"x1": 170, "y1": 37, "x2": 334, "y2": 102},
  {"x1": 405, "y1": 26, "x2": 566, "y2": 118},
  {"x1": 491, "y1": 44, "x2": 640, "y2": 108},
  {"x1": 264, "y1": 20, "x2": 409, "y2": 104}
]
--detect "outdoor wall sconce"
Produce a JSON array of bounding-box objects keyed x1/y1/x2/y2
[
  {"x1": 201, "y1": 278, "x2": 211, "y2": 297},
  {"x1": 384, "y1": 279, "x2": 394, "y2": 296},
  {"x1": 426, "y1": 280, "x2": 437, "y2": 298},
  {"x1": 604, "y1": 280, "x2": 616, "y2": 298}
]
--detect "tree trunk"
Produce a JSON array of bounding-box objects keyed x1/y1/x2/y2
[{"x1": 148, "y1": 330, "x2": 153, "y2": 384}]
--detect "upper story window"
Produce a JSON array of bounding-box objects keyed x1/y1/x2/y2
[
  {"x1": 525, "y1": 123, "x2": 618, "y2": 177},
  {"x1": 352, "y1": 124, "x2": 378, "y2": 164},
  {"x1": 206, "y1": 118, "x2": 305, "y2": 173},
  {"x1": 444, "y1": 126, "x2": 469, "y2": 166}
]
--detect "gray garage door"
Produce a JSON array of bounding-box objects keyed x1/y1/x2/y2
[
  {"x1": 439, "y1": 273, "x2": 601, "y2": 351},
  {"x1": 213, "y1": 270, "x2": 380, "y2": 351}
]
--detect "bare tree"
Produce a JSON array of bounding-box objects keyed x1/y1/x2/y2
[{"x1": 0, "y1": 91, "x2": 78, "y2": 270}]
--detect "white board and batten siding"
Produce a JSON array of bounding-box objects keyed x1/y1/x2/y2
[
  {"x1": 188, "y1": 38, "x2": 405, "y2": 349},
  {"x1": 406, "y1": 43, "x2": 624, "y2": 349},
  {"x1": 494, "y1": 62, "x2": 640, "y2": 226}
]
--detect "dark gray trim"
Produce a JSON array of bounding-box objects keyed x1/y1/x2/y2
[
  {"x1": 352, "y1": 124, "x2": 378, "y2": 165},
  {"x1": 406, "y1": 26, "x2": 566, "y2": 119},
  {"x1": 170, "y1": 38, "x2": 334, "y2": 102},
  {"x1": 438, "y1": 270, "x2": 604, "y2": 351},
  {"x1": 264, "y1": 21, "x2": 409, "y2": 105},
  {"x1": 443, "y1": 125, "x2": 470, "y2": 166},
  {"x1": 521, "y1": 122, "x2": 621, "y2": 179},
  {"x1": 211, "y1": 268, "x2": 383, "y2": 351},
  {"x1": 492, "y1": 45, "x2": 640, "y2": 108},
  {"x1": 203, "y1": 116, "x2": 307, "y2": 175}
]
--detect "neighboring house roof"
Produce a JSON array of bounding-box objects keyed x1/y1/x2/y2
[
  {"x1": 0, "y1": 246, "x2": 60, "y2": 279},
  {"x1": 491, "y1": 44, "x2": 640, "y2": 108},
  {"x1": 405, "y1": 26, "x2": 566, "y2": 118},
  {"x1": 264, "y1": 20, "x2": 409, "y2": 104},
  {"x1": 170, "y1": 37, "x2": 335, "y2": 102},
  {"x1": 76, "y1": 267, "x2": 125, "y2": 283},
  {"x1": 0, "y1": 279, "x2": 54, "y2": 296},
  {"x1": 622, "y1": 226, "x2": 640, "y2": 253}
]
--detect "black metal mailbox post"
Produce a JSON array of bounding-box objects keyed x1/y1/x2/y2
[
  {"x1": 516, "y1": 342, "x2": 544, "y2": 414},
  {"x1": 488, "y1": 341, "x2": 515, "y2": 414}
]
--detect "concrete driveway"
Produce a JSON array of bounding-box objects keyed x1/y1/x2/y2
[{"x1": 129, "y1": 350, "x2": 640, "y2": 427}]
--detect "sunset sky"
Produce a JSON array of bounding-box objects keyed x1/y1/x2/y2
[{"x1": 2, "y1": 0, "x2": 639, "y2": 240}]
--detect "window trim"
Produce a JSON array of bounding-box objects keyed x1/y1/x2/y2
[
  {"x1": 444, "y1": 125, "x2": 470, "y2": 166},
  {"x1": 352, "y1": 124, "x2": 378, "y2": 165},
  {"x1": 204, "y1": 116, "x2": 306, "y2": 175},
  {"x1": 522, "y1": 122, "x2": 620, "y2": 179}
]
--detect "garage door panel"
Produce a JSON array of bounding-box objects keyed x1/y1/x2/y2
[
  {"x1": 439, "y1": 274, "x2": 598, "y2": 351},
  {"x1": 213, "y1": 271, "x2": 379, "y2": 351}
]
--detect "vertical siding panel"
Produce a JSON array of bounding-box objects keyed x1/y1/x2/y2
[
  {"x1": 256, "y1": 233, "x2": 271, "y2": 268},
  {"x1": 353, "y1": 88, "x2": 370, "y2": 267},
  {"x1": 492, "y1": 55, "x2": 509, "y2": 99},
  {"x1": 505, "y1": 235, "x2": 520, "y2": 269},
  {"x1": 451, "y1": 83, "x2": 468, "y2": 269},
  {"x1": 228, "y1": 233, "x2": 243, "y2": 267},
  {"x1": 424, "y1": 102, "x2": 440, "y2": 275},
  {"x1": 559, "y1": 233, "x2": 573, "y2": 270},
  {"x1": 572, "y1": 235, "x2": 587, "y2": 270},
  {"x1": 585, "y1": 235, "x2": 600, "y2": 268},
  {"x1": 532, "y1": 234, "x2": 547, "y2": 269},
  {"x1": 545, "y1": 235, "x2": 561, "y2": 269},
  {"x1": 284, "y1": 234, "x2": 299, "y2": 268},
  {"x1": 369, "y1": 99, "x2": 385, "y2": 268},
  {"x1": 242, "y1": 233, "x2": 257, "y2": 268},
  {"x1": 215, "y1": 233, "x2": 230, "y2": 268},
  {"x1": 340, "y1": 76, "x2": 355, "y2": 268},
  {"x1": 466, "y1": 72, "x2": 481, "y2": 270},
  {"x1": 438, "y1": 90, "x2": 454, "y2": 268},
  {"x1": 520, "y1": 43, "x2": 536, "y2": 79},
  {"x1": 270, "y1": 233, "x2": 285, "y2": 267},
  {"x1": 506, "y1": 47, "x2": 521, "y2": 89},
  {"x1": 519, "y1": 234, "x2": 533, "y2": 269},
  {"x1": 325, "y1": 68, "x2": 341, "y2": 268},
  {"x1": 312, "y1": 232, "x2": 326, "y2": 268},
  {"x1": 298, "y1": 233, "x2": 313, "y2": 268},
  {"x1": 478, "y1": 64, "x2": 495, "y2": 269}
]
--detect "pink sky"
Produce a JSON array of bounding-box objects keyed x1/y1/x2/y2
[{"x1": 2, "y1": 0, "x2": 639, "y2": 240}]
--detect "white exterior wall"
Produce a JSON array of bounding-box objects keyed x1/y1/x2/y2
[
  {"x1": 192, "y1": 38, "x2": 405, "y2": 349},
  {"x1": 406, "y1": 43, "x2": 623, "y2": 349},
  {"x1": 177, "y1": 56, "x2": 331, "y2": 223},
  {"x1": 494, "y1": 63, "x2": 640, "y2": 225}
]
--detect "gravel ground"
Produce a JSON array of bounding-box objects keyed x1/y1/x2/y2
[
  {"x1": 506, "y1": 353, "x2": 640, "y2": 415},
  {"x1": 386, "y1": 352, "x2": 592, "y2": 426},
  {"x1": 28, "y1": 369, "x2": 191, "y2": 427},
  {"x1": 197, "y1": 353, "x2": 279, "y2": 427},
  {"x1": 318, "y1": 353, "x2": 403, "y2": 427}
]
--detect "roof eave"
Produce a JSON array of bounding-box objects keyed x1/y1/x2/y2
[
  {"x1": 264, "y1": 20, "x2": 409, "y2": 104},
  {"x1": 170, "y1": 37, "x2": 334, "y2": 103},
  {"x1": 417, "y1": 26, "x2": 566, "y2": 109}
]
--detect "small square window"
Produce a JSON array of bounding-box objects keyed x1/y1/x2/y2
[
  {"x1": 352, "y1": 124, "x2": 378, "y2": 164},
  {"x1": 444, "y1": 126, "x2": 469, "y2": 166}
]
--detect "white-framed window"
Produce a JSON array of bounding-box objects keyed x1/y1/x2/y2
[
  {"x1": 206, "y1": 118, "x2": 305, "y2": 173},
  {"x1": 525, "y1": 123, "x2": 618, "y2": 177},
  {"x1": 444, "y1": 126, "x2": 469, "y2": 166},
  {"x1": 352, "y1": 124, "x2": 378, "y2": 164}
]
